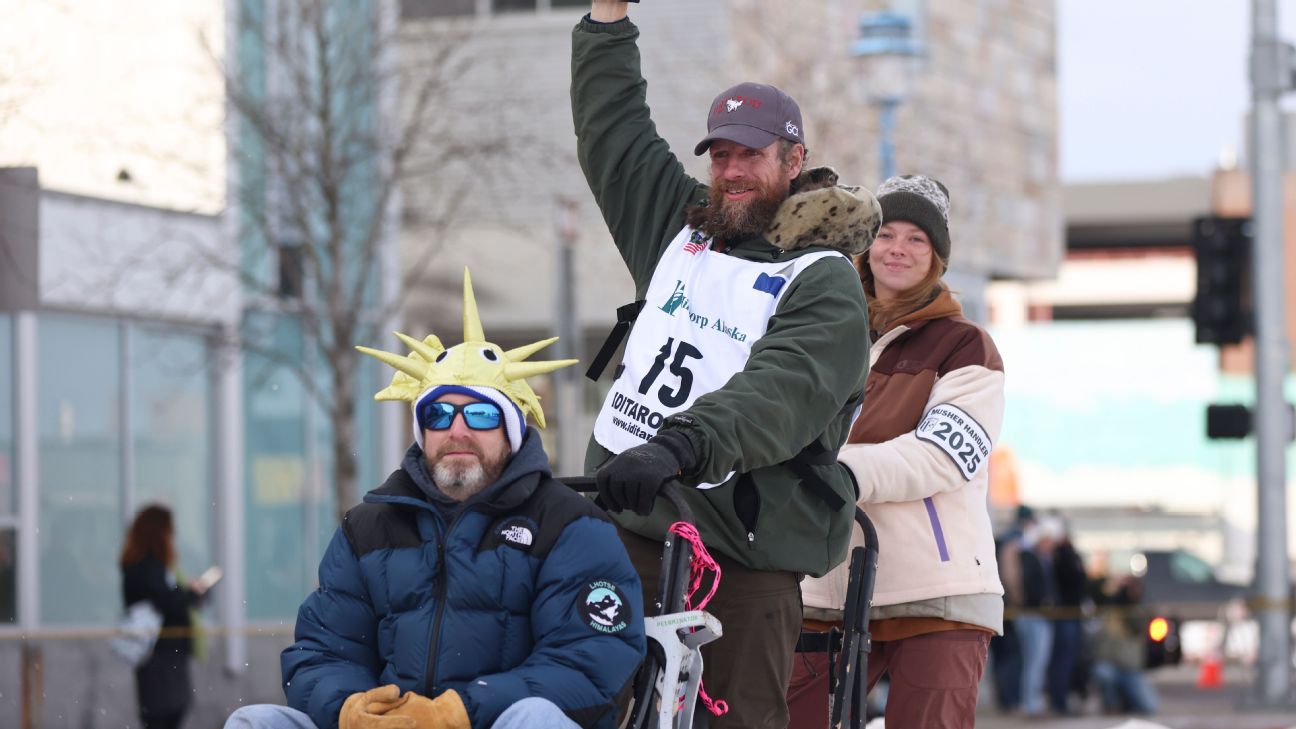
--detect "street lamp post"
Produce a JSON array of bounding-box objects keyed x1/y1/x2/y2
[
  {"x1": 850, "y1": 10, "x2": 922, "y2": 182},
  {"x1": 554, "y1": 196, "x2": 584, "y2": 477},
  {"x1": 1248, "y1": 0, "x2": 1293, "y2": 706},
  {"x1": 877, "y1": 97, "x2": 901, "y2": 182}
]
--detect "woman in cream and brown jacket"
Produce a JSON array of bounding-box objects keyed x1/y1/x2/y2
[{"x1": 791, "y1": 175, "x2": 1005, "y2": 729}]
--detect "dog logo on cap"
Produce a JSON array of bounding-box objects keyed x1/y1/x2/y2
[{"x1": 726, "y1": 98, "x2": 744, "y2": 112}]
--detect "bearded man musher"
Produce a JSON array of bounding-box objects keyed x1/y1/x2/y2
[{"x1": 573, "y1": 2, "x2": 881, "y2": 726}]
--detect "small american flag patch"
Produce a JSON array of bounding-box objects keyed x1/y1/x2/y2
[{"x1": 684, "y1": 230, "x2": 709, "y2": 255}]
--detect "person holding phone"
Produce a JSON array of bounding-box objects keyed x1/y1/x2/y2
[
  {"x1": 120, "y1": 504, "x2": 214, "y2": 729},
  {"x1": 196, "y1": 565, "x2": 224, "y2": 592}
]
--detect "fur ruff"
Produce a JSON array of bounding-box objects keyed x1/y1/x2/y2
[
  {"x1": 685, "y1": 166, "x2": 881, "y2": 256},
  {"x1": 766, "y1": 167, "x2": 881, "y2": 255}
]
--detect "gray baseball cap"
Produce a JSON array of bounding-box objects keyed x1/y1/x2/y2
[{"x1": 693, "y1": 81, "x2": 805, "y2": 156}]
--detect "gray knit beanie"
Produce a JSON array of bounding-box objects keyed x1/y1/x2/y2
[{"x1": 876, "y1": 175, "x2": 951, "y2": 264}]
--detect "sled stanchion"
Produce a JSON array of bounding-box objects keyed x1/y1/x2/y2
[
  {"x1": 659, "y1": 487, "x2": 695, "y2": 615},
  {"x1": 633, "y1": 483, "x2": 707, "y2": 729},
  {"x1": 829, "y1": 507, "x2": 878, "y2": 729},
  {"x1": 559, "y1": 477, "x2": 720, "y2": 729}
]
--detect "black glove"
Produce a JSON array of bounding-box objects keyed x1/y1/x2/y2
[{"x1": 596, "y1": 430, "x2": 697, "y2": 516}]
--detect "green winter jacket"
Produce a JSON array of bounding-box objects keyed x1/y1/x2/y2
[{"x1": 572, "y1": 16, "x2": 874, "y2": 577}]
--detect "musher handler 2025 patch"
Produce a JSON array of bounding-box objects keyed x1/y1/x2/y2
[{"x1": 915, "y1": 403, "x2": 992, "y2": 481}]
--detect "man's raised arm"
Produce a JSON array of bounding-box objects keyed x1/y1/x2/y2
[
  {"x1": 590, "y1": 0, "x2": 628, "y2": 23},
  {"x1": 572, "y1": 0, "x2": 704, "y2": 291}
]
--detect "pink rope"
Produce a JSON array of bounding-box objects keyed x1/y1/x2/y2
[{"x1": 667, "y1": 521, "x2": 729, "y2": 717}]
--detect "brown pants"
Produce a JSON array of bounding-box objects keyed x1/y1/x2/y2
[
  {"x1": 618, "y1": 527, "x2": 802, "y2": 729},
  {"x1": 787, "y1": 629, "x2": 990, "y2": 729}
]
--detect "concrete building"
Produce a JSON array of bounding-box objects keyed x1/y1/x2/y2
[
  {"x1": 0, "y1": 167, "x2": 263, "y2": 727},
  {"x1": 0, "y1": 0, "x2": 398, "y2": 724}
]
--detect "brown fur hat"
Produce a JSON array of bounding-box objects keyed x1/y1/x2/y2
[{"x1": 765, "y1": 166, "x2": 881, "y2": 255}]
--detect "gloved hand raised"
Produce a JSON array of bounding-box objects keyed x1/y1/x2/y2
[
  {"x1": 385, "y1": 689, "x2": 470, "y2": 729},
  {"x1": 339, "y1": 685, "x2": 413, "y2": 729},
  {"x1": 596, "y1": 430, "x2": 697, "y2": 516}
]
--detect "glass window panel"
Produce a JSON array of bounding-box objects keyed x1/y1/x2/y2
[
  {"x1": 353, "y1": 355, "x2": 380, "y2": 505},
  {"x1": 311, "y1": 388, "x2": 336, "y2": 572},
  {"x1": 401, "y1": 0, "x2": 474, "y2": 18},
  {"x1": 244, "y1": 312, "x2": 309, "y2": 619},
  {"x1": 1170, "y1": 551, "x2": 1214, "y2": 584},
  {"x1": 38, "y1": 314, "x2": 122, "y2": 625},
  {"x1": 494, "y1": 0, "x2": 537, "y2": 12},
  {"x1": 130, "y1": 325, "x2": 214, "y2": 579},
  {"x1": 0, "y1": 315, "x2": 13, "y2": 514}
]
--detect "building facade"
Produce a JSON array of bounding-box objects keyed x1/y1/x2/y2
[
  {"x1": 0, "y1": 0, "x2": 399, "y2": 724},
  {"x1": 0, "y1": 168, "x2": 264, "y2": 727}
]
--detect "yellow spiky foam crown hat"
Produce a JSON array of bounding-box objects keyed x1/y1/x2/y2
[{"x1": 356, "y1": 268, "x2": 577, "y2": 452}]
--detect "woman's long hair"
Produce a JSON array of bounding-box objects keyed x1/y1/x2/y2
[
  {"x1": 119, "y1": 504, "x2": 175, "y2": 568},
  {"x1": 855, "y1": 247, "x2": 946, "y2": 333}
]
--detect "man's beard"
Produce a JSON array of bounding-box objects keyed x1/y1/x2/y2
[
  {"x1": 429, "y1": 440, "x2": 509, "y2": 502},
  {"x1": 698, "y1": 174, "x2": 789, "y2": 241}
]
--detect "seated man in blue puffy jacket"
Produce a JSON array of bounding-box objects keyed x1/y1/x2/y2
[{"x1": 225, "y1": 271, "x2": 646, "y2": 729}]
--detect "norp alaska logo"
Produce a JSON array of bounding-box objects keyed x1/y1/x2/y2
[
  {"x1": 656, "y1": 280, "x2": 749, "y2": 342},
  {"x1": 659, "y1": 280, "x2": 689, "y2": 315}
]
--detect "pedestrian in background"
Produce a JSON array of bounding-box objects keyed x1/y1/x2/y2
[
  {"x1": 1017, "y1": 514, "x2": 1064, "y2": 717},
  {"x1": 990, "y1": 504, "x2": 1035, "y2": 712},
  {"x1": 1047, "y1": 516, "x2": 1088, "y2": 715},
  {"x1": 1091, "y1": 575, "x2": 1159, "y2": 715},
  {"x1": 120, "y1": 504, "x2": 210, "y2": 729},
  {"x1": 796, "y1": 175, "x2": 1006, "y2": 729}
]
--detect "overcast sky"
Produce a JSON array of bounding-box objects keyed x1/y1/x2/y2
[{"x1": 1059, "y1": 0, "x2": 1296, "y2": 182}]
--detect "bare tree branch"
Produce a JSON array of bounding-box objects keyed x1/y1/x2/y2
[{"x1": 62, "y1": 1, "x2": 558, "y2": 522}]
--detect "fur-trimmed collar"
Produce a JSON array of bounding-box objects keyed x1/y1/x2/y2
[
  {"x1": 683, "y1": 167, "x2": 881, "y2": 256},
  {"x1": 765, "y1": 166, "x2": 881, "y2": 255}
]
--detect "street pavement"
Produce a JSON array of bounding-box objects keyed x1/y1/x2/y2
[{"x1": 969, "y1": 664, "x2": 1296, "y2": 729}]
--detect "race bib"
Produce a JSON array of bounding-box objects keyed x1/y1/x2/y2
[
  {"x1": 592, "y1": 225, "x2": 845, "y2": 487},
  {"x1": 915, "y1": 403, "x2": 991, "y2": 481}
]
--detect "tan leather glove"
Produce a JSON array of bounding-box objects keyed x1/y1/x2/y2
[
  {"x1": 385, "y1": 689, "x2": 470, "y2": 729},
  {"x1": 339, "y1": 684, "x2": 414, "y2": 729}
]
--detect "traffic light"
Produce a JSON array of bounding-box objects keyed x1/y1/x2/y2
[
  {"x1": 1206, "y1": 404, "x2": 1251, "y2": 439},
  {"x1": 1191, "y1": 216, "x2": 1253, "y2": 345}
]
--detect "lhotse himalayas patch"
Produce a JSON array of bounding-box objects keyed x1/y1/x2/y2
[
  {"x1": 578, "y1": 580, "x2": 631, "y2": 634},
  {"x1": 915, "y1": 403, "x2": 992, "y2": 481},
  {"x1": 496, "y1": 517, "x2": 537, "y2": 550}
]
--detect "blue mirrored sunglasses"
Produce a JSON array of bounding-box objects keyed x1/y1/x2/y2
[{"x1": 418, "y1": 401, "x2": 503, "y2": 431}]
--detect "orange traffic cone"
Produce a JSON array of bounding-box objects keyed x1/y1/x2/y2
[{"x1": 1196, "y1": 656, "x2": 1224, "y2": 689}]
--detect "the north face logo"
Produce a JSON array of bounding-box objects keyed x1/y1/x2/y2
[{"x1": 501, "y1": 525, "x2": 533, "y2": 547}]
